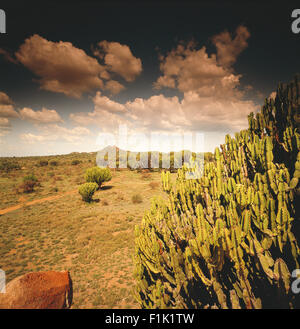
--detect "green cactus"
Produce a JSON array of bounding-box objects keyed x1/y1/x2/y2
[
  {"x1": 134, "y1": 76, "x2": 300, "y2": 309},
  {"x1": 161, "y1": 170, "x2": 172, "y2": 193}
]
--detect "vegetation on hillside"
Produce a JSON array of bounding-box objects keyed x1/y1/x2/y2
[
  {"x1": 0, "y1": 160, "x2": 20, "y2": 173},
  {"x1": 97, "y1": 146, "x2": 211, "y2": 172}
]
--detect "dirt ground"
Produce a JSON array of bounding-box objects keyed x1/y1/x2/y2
[{"x1": 0, "y1": 155, "x2": 170, "y2": 308}]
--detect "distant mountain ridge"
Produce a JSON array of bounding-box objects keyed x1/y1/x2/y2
[{"x1": 96, "y1": 145, "x2": 207, "y2": 170}]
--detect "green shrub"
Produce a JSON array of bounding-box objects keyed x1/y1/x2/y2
[
  {"x1": 132, "y1": 194, "x2": 143, "y2": 204},
  {"x1": 84, "y1": 167, "x2": 112, "y2": 189},
  {"x1": 0, "y1": 160, "x2": 21, "y2": 173},
  {"x1": 78, "y1": 182, "x2": 98, "y2": 202},
  {"x1": 71, "y1": 159, "x2": 81, "y2": 165},
  {"x1": 38, "y1": 160, "x2": 48, "y2": 167},
  {"x1": 23, "y1": 173, "x2": 38, "y2": 182},
  {"x1": 20, "y1": 174, "x2": 39, "y2": 193},
  {"x1": 134, "y1": 76, "x2": 300, "y2": 309},
  {"x1": 49, "y1": 160, "x2": 59, "y2": 166}
]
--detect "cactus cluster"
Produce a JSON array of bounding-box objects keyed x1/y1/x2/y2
[{"x1": 134, "y1": 76, "x2": 300, "y2": 308}]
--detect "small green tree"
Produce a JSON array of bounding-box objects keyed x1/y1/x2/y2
[
  {"x1": 84, "y1": 167, "x2": 112, "y2": 189},
  {"x1": 78, "y1": 182, "x2": 98, "y2": 202}
]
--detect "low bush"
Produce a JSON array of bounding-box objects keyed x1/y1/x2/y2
[
  {"x1": 38, "y1": 160, "x2": 48, "y2": 167},
  {"x1": 0, "y1": 160, "x2": 21, "y2": 173},
  {"x1": 23, "y1": 173, "x2": 38, "y2": 182},
  {"x1": 20, "y1": 174, "x2": 39, "y2": 193},
  {"x1": 132, "y1": 194, "x2": 143, "y2": 204},
  {"x1": 71, "y1": 159, "x2": 81, "y2": 165},
  {"x1": 78, "y1": 182, "x2": 98, "y2": 202},
  {"x1": 84, "y1": 167, "x2": 112, "y2": 189},
  {"x1": 49, "y1": 160, "x2": 59, "y2": 166}
]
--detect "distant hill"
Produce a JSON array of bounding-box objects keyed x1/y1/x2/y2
[
  {"x1": 0, "y1": 146, "x2": 214, "y2": 171},
  {"x1": 96, "y1": 145, "x2": 211, "y2": 170}
]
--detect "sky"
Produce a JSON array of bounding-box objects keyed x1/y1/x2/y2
[{"x1": 0, "y1": 0, "x2": 299, "y2": 156}]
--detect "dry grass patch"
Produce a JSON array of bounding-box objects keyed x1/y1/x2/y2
[
  {"x1": 0, "y1": 158, "x2": 171, "y2": 309},
  {"x1": 149, "y1": 181, "x2": 160, "y2": 189}
]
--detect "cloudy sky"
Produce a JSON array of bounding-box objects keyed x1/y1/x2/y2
[{"x1": 0, "y1": 1, "x2": 299, "y2": 156}]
